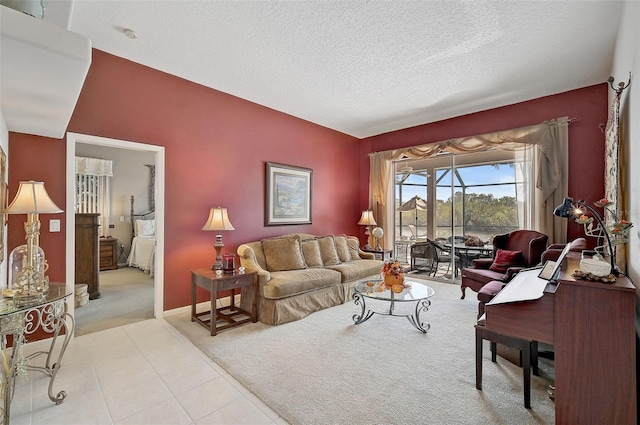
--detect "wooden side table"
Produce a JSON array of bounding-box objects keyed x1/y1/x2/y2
[
  {"x1": 191, "y1": 268, "x2": 258, "y2": 336},
  {"x1": 363, "y1": 248, "x2": 393, "y2": 261},
  {"x1": 99, "y1": 237, "x2": 119, "y2": 271}
]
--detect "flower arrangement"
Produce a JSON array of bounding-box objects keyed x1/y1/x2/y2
[
  {"x1": 380, "y1": 259, "x2": 409, "y2": 292},
  {"x1": 584, "y1": 198, "x2": 633, "y2": 247},
  {"x1": 381, "y1": 259, "x2": 404, "y2": 277}
]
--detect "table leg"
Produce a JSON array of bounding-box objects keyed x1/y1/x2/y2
[
  {"x1": 352, "y1": 293, "x2": 374, "y2": 325},
  {"x1": 230, "y1": 288, "x2": 237, "y2": 311},
  {"x1": 251, "y1": 276, "x2": 258, "y2": 323},
  {"x1": 191, "y1": 280, "x2": 196, "y2": 322},
  {"x1": 210, "y1": 283, "x2": 217, "y2": 336},
  {"x1": 25, "y1": 307, "x2": 75, "y2": 404},
  {"x1": 406, "y1": 299, "x2": 431, "y2": 333}
]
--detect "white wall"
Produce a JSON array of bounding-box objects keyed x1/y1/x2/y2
[
  {"x1": 611, "y1": 1, "x2": 639, "y2": 289},
  {"x1": 75, "y1": 143, "x2": 155, "y2": 258},
  {"x1": 0, "y1": 113, "x2": 7, "y2": 288}
]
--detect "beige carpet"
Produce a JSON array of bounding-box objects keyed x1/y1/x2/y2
[
  {"x1": 166, "y1": 278, "x2": 555, "y2": 425},
  {"x1": 75, "y1": 267, "x2": 154, "y2": 336}
]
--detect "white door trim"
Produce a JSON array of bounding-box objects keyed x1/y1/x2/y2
[{"x1": 65, "y1": 132, "x2": 165, "y2": 327}]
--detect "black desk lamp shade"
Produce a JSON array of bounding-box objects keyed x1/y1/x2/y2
[{"x1": 553, "y1": 197, "x2": 617, "y2": 276}]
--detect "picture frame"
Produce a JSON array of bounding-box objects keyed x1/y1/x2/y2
[{"x1": 265, "y1": 162, "x2": 312, "y2": 226}]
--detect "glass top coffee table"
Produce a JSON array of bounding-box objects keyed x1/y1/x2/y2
[{"x1": 351, "y1": 279, "x2": 435, "y2": 333}]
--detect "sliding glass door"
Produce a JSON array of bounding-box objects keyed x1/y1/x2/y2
[{"x1": 394, "y1": 148, "x2": 533, "y2": 283}]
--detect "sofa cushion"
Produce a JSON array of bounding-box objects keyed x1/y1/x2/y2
[
  {"x1": 262, "y1": 236, "x2": 307, "y2": 272},
  {"x1": 300, "y1": 239, "x2": 323, "y2": 268},
  {"x1": 334, "y1": 235, "x2": 351, "y2": 262},
  {"x1": 489, "y1": 249, "x2": 523, "y2": 273},
  {"x1": 325, "y1": 259, "x2": 383, "y2": 283},
  {"x1": 317, "y1": 235, "x2": 341, "y2": 266},
  {"x1": 263, "y1": 268, "x2": 342, "y2": 299},
  {"x1": 346, "y1": 237, "x2": 361, "y2": 260}
]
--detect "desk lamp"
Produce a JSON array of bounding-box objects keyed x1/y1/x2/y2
[
  {"x1": 553, "y1": 197, "x2": 618, "y2": 276},
  {"x1": 357, "y1": 210, "x2": 376, "y2": 250},
  {"x1": 202, "y1": 207, "x2": 235, "y2": 271},
  {"x1": 4, "y1": 181, "x2": 62, "y2": 306}
]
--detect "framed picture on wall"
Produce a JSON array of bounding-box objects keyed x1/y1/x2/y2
[{"x1": 265, "y1": 162, "x2": 312, "y2": 225}]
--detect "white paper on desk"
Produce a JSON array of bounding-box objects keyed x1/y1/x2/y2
[{"x1": 486, "y1": 269, "x2": 548, "y2": 305}]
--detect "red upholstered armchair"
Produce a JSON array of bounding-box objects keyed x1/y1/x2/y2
[{"x1": 460, "y1": 230, "x2": 548, "y2": 300}]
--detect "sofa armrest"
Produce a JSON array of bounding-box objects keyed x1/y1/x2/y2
[
  {"x1": 470, "y1": 258, "x2": 494, "y2": 269},
  {"x1": 359, "y1": 250, "x2": 376, "y2": 260},
  {"x1": 237, "y1": 244, "x2": 271, "y2": 284}
]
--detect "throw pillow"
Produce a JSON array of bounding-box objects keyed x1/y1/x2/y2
[
  {"x1": 346, "y1": 237, "x2": 362, "y2": 261},
  {"x1": 300, "y1": 239, "x2": 323, "y2": 268},
  {"x1": 334, "y1": 235, "x2": 351, "y2": 262},
  {"x1": 489, "y1": 249, "x2": 523, "y2": 273},
  {"x1": 135, "y1": 219, "x2": 155, "y2": 237},
  {"x1": 316, "y1": 235, "x2": 341, "y2": 266},
  {"x1": 262, "y1": 236, "x2": 307, "y2": 272}
]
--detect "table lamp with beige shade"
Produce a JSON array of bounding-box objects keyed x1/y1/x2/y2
[
  {"x1": 357, "y1": 210, "x2": 376, "y2": 250},
  {"x1": 202, "y1": 207, "x2": 235, "y2": 272},
  {"x1": 3, "y1": 181, "x2": 62, "y2": 307}
]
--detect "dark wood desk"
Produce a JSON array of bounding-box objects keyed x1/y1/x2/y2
[{"x1": 484, "y1": 259, "x2": 636, "y2": 424}]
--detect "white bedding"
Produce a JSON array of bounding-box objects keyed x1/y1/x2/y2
[{"x1": 127, "y1": 235, "x2": 155, "y2": 276}]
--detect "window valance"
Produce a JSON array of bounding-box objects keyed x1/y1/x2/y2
[
  {"x1": 75, "y1": 156, "x2": 113, "y2": 177},
  {"x1": 368, "y1": 118, "x2": 570, "y2": 247}
]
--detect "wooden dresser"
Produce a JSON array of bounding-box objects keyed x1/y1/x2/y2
[
  {"x1": 99, "y1": 237, "x2": 119, "y2": 271},
  {"x1": 75, "y1": 213, "x2": 101, "y2": 299}
]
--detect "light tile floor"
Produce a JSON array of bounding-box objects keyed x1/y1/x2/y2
[{"x1": 12, "y1": 319, "x2": 289, "y2": 425}]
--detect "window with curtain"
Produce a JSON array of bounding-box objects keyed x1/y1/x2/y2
[
  {"x1": 372, "y1": 118, "x2": 570, "y2": 251},
  {"x1": 75, "y1": 156, "x2": 113, "y2": 237}
]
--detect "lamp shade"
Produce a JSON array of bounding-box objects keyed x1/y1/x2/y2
[
  {"x1": 357, "y1": 210, "x2": 377, "y2": 226},
  {"x1": 202, "y1": 207, "x2": 235, "y2": 231},
  {"x1": 4, "y1": 181, "x2": 62, "y2": 214},
  {"x1": 553, "y1": 197, "x2": 576, "y2": 218}
]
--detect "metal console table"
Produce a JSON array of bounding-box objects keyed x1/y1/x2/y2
[{"x1": 0, "y1": 284, "x2": 73, "y2": 424}]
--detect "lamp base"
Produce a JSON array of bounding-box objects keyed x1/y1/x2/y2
[{"x1": 13, "y1": 289, "x2": 45, "y2": 308}]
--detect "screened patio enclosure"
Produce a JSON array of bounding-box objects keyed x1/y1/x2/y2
[
  {"x1": 368, "y1": 118, "x2": 569, "y2": 283},
  {"x1": 394, "y1": 149, "x2": 529, "y2": 281}
]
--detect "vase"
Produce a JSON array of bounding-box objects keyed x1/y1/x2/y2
[{"x1": 383, "y1": 273, "x2": 403, "y2": 288}]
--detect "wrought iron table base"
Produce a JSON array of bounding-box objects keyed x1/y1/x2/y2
[
  {"x1": 352, "y1": 292, "x2": 431, "y2": 333},
  {"x1": 1, "y1": 288, "x2": 74, "y2": 424}
]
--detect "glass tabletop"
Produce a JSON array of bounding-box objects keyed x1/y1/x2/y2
[
  {"x1": 353, "y1": 279, "x2": 434, "y2": 301},
  {"x1": 0, "y1": 283, "x2": 71, "y2": 317}
]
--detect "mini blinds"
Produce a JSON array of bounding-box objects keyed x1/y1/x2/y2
[{"x1": 75, "y1": 156, "x2": 113, "y2": 237}]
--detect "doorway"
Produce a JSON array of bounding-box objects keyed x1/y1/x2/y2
[{"x1": 65, "y1": 133, "x2": 165, "y2": 335}]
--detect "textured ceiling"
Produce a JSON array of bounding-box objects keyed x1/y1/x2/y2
[{"x1": 49, "y1": 1, "x2": 623, "y2": 138}]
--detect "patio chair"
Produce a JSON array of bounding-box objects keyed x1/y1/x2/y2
[
  {"x1": 430, "y1": 239, "x2": 461, "y2": 277},
  {"x1": 411, "y1": 240, "x2": 460, "y2": 277},
  {"x1": 410, "y1": 241, "x2": 435, "y2": 273},
  {"x1": 407, "y1": 224, "x2": 427, "y2": 242}
]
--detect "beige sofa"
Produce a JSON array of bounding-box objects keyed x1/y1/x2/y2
[{"x1": 237, "y1": 233, "x2": 383, "y2": 325}]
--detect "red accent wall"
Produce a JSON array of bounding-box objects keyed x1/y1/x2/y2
[
  {"x1": 8, "y1": 49, "x2": 608, "y2": 313},
  {"x1": 360, "y1": 84, "x2": 609, "y2": 245},
  {"x1": 8, "y1": 49, "x2": 362, "y2": 311}
]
